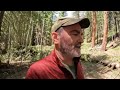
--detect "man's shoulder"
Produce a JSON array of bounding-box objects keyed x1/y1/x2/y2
[
  {"x1": 30, "y1": 54, "x2": 55, "y2": 71},
  {"x1": 26, "y1": 50, "x2": 57, "y2": 79},
  {"x1": 30, "y1": 59, "x2": 47, "y2": 69}
]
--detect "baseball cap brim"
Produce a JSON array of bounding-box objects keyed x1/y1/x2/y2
[{"x1": 62, "y1": 18, "x2": 90, "y2": 28}]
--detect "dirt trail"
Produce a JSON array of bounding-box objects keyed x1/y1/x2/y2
[
  {"x1": 6, "y1": 68, "x2": 28, "y2": 79},
  {"x1": 82, "y1": 61, "x2": 120, "y2": 79},
  {"x1": 0, "y1": 62, "x2": 30, "y2": 79}
]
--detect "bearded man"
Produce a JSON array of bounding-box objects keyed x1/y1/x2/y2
[{"x1": 26, "y1": 17, "x2": 90, "y2": 79}]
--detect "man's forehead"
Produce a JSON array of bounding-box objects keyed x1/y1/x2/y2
[{"x1": 62, "y1": 23, "x2": 81, "y2": 30}]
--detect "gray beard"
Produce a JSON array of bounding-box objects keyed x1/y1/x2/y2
[{"x1": 59, "y1": 41, "x2": 80, "y2": 58}]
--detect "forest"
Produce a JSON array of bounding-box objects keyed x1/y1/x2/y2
[{"x1": 0, "y1": 11, "x2": 120, "y2": 79}]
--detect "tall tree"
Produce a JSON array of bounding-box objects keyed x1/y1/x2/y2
[
  {"x1": 96, "y1": 11, "x2": 104, "y2": 44},
  {"x1": 101, "y1": 11, "x2": 109, "y2": 51},
  {"x1": 0, "y1": 11, "x2": 4, "y2": 37},
  {"x1": 91, "y1": 11, "x2": 97, "y2": 48},
  {"x1": 114, "y1": 16, "x2": 118, "y2": 37},
  {"x1": 0, "y1": 11, "x2": 5, "y2": 56},
  {"x1": 85, "y1": 11, "x2": 92, "y2": 43}
]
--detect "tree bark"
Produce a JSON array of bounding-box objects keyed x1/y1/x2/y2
[
  {"x1": 0, "y1": 11, "x2": 4, "y2": 37},
  {"x1": 101, "y1": 11, "x2": 109, "y2": 51},
  {"x1": 114, "y1": 17, "x2": 118, "y2": 38},
  {"x1": 91, "y1": 11, "x2": 97, "y2": 48}
]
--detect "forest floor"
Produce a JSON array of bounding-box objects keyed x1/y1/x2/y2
[
  {"x1": 0, "y1": 42, "x2": 120, "y2": 79},
  {"x1": 82, "y1": 61, "x2": 120, "y2": 79},
  {"x1": 0, "y1": 61, "x2": 31, "y2": 79},
  {"x1": 82, "y1": 42, "x2": 120, "y2": 79}
]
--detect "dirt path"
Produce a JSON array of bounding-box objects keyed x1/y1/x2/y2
[
  {"x1": 0, "y1": 62, "x2": 30, "y2": 79},
  {"x1": 6, "y1": 68, "x2": 28, "y2": 79},
  {"x1": 82, "y1": 61, "x2": 120, "y2": 79}
]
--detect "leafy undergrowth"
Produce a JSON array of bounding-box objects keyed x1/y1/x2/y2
[{"x1": 0, "y1": 45, "x2": 54, "y2": 79}]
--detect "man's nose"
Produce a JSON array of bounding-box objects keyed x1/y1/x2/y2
[{"x1": 78, "y1": 35, "x2": 84, "y2": 43}]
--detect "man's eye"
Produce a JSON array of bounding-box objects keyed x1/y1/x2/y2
[{"x1": 72, "y1": 33, "x2": 78, "y2": 36}]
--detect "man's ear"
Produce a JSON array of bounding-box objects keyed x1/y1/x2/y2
[{"x1": 51, "y1": 32, "x2": 59, "y2": 44}]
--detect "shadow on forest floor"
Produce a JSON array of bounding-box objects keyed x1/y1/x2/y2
[
  {"x1": 0, "y1": 61, "x2": 31, "y2": 79},
  {"x1": 81, "y1": 52, "x2": 120, "y2": 79},
  {"x1": 81, "y1": 54, "x2": 108, "y2": 79}
]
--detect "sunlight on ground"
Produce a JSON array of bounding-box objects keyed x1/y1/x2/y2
[{"x1": 81, "y1": 42, "x2": 120, "y2": 79}]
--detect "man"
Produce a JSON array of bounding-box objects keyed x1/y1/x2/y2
[{"x1": 26, "y1": 17, "x2": 90, "y2": 79}]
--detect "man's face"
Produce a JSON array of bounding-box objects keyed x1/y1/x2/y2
[{"x1": 58, "y1": 23, "x2": 84, "y2": 58}]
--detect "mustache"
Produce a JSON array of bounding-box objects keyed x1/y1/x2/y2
[{"x1": 74, "y1": 43, "x2": 81, "y2": 48}]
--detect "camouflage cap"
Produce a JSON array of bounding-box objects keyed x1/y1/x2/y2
[{"x1": 51, "y1": 17, "x2": 90, "y2": 32}]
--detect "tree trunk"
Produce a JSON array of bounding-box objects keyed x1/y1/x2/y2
[
  {"x1": 91, "y1": 11, "x2": 97, "y2": 48},
  {"x1": 0, "y1": 11, "x2": 4, "y2": 37},
  {"x1": 0, "y1": 11, "x2": 5, "y2": 64},
  {"x1": 97, "y1": 26, "x2": 99, "y2": 44},
  {"x1": 7, "y1": 25, "x2": 11, "y2": 65},
  {"x1": 114, "y1": 17, "x2": 118, "y2": 38},
  {"x1": 31, "y1": 25, "x2": 36, "y2": 46},
  {"x1": 117, "y1": 20, "x2": 120, "y2": 37},
  {"x1": 101, "y1": 11, "x2": 109, "y2": 51},
  {"x1": 39, "y1": 19, "x2": 44, "y2": 58},
  {"x1": 0, "y1": 11, "x2": 5, "y2": 55}
]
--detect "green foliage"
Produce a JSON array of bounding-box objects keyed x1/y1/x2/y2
[
  {"x1": 1, "y1": 11, "x2": 120, "y2": 64},
  {"x1": 85, "y1": 11, "x2": 92, "y2": 42},
  {"x1": 2, "y1": 11, "x2": 54, "y2": 48},
  {"x1": 29, "y1": 45, "x2": 54, "y2": 61},
  {"x1": 1, "y1": 11, "x2": 55, "y2": 63},
  {"x1": 96, "y1": 11, "x2": 104, "y2": 32},
  {"x1": 59, "y1": 11, "x2": 65, "y2": 17},
  {"x1": 108, "y1": 11, "x2": 120, "y2": 38},
  {"x1": 81, "y1": 42, "x2": 91, "y2": 54}
]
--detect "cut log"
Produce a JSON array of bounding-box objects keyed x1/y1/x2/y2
[
  {"x1": 108, "y1": 63, "x2": 112, "y2": 68},
  {"x1": 113, "y1": 63, "x2": 120, "y2": 69},
  {"x1": 115, "y1": 63, "x2": 120, "y2": 68},
  {"x1": 102, "y1": 61, "x2": 110, "y2": 66}
]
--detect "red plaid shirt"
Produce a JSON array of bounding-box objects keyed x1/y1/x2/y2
[{"x1": 26, "y1": 49, "x2": 84, "y2": 79}]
